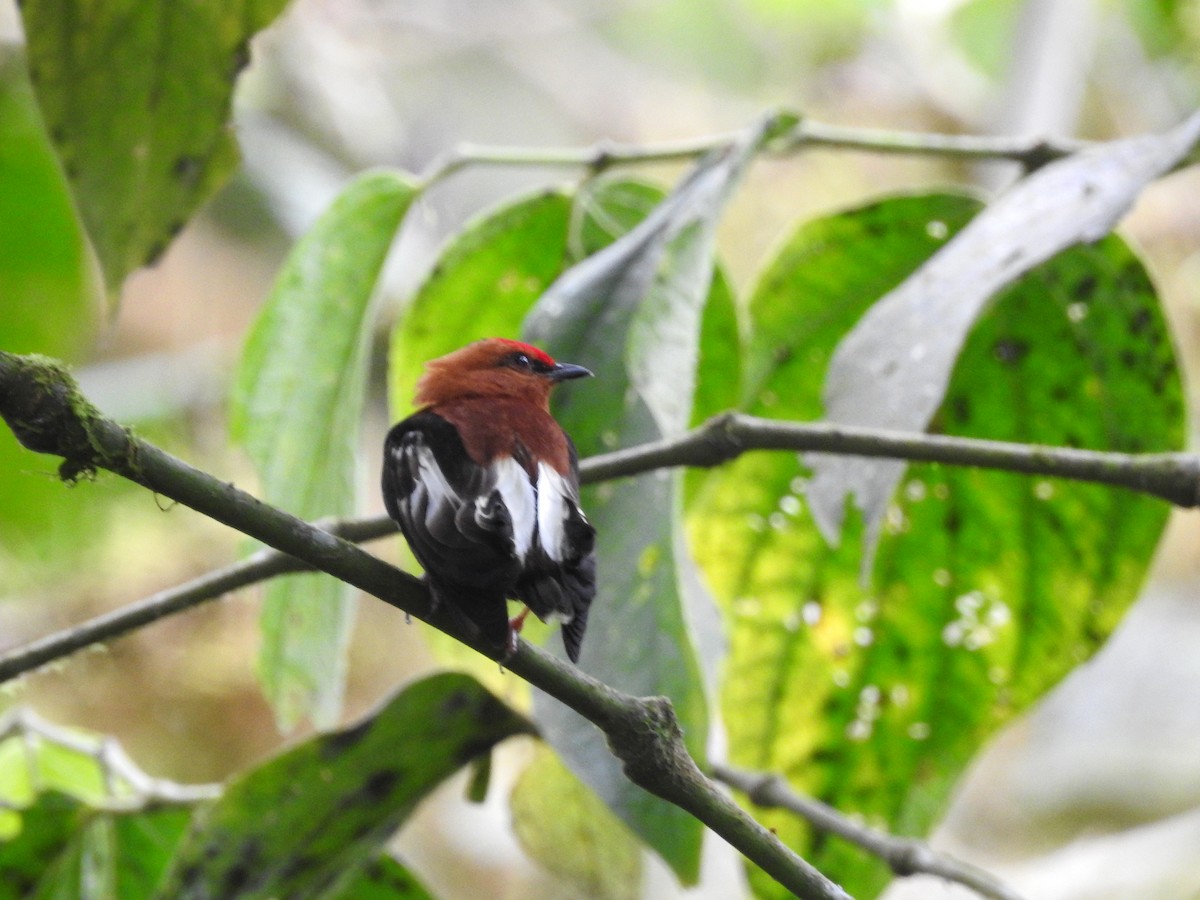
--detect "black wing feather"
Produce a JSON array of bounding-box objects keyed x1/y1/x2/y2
[{"x1": 382, "y1": 410, "x2": 519, "y2": 650}]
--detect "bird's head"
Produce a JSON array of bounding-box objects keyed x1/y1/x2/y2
[{"x1": 414, "y1": 338, "x2": 592, "y2": 410}]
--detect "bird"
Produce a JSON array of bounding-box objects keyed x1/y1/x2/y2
[{"x1": 382, "y1": 338, "x2": 597, "y2": 662}]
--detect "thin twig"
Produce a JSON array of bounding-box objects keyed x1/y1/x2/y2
[
  {"x1": 0, "y1": 708, "x2": 221, "y2": 811},
  {"x1": 711, "y1": 763, "x2": 1027, "y2": 900},
  {"x1": 420, "y1": 116, "x2": 1083, "y2": 186},
  {"x1": 3, "y1": 410, "x2": 1197, "y2": 685},
  {"x1": 0, "y1": 351, "x2": 847, "y2": 900},
  {"x1": 0, "y1": 517, "x2": 391, "y2": 684},
  {"x1": 0, "y1": 548, "x2": 303, "y2": 684},
  {"x1": 789, "y1": 120, "x2": 1081, "y2": 169}
]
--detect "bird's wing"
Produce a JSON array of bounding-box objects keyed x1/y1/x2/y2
[{"x1": 383, "y1": 410, "x2": 522, "y2": 592}]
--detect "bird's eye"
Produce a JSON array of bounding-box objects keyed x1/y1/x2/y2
[
  {"x1": 504, "y1": 349, "x2": 555, "y2": 374},
  {"x1": 507, "y1": 352, "x2": 533, "y2": 371}
]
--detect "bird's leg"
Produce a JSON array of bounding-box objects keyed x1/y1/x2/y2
[
  {"x1": 502, "y1": 606, "x2": 532, "y2": 659},
  {"x1": 509, "y1": 605, "x2": 531, "y2": 633},
  {"x1": 421, "y1": 574, "x2": 440, "y2": 613}
]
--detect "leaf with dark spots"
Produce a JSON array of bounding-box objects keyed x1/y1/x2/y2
[
  {"x1": 993, "y1": 338, "x2": 1030, "y2": 365},
  {"x1": 19, "y1": 0, "x2": 289, "y2": 299},
  {"x1": 1130, "y1": 307, "x2": 1153, "y2": 334},
  {"x1": 688, "y1": 193, "x2": 1183, "y2": 898},
  {"x1": 320, "y1": 718, "x2": 373, "y2": 760},
  {"x1": 808, "y1": 112, "x2": 1200, "y2": 554},
  {"x1": 158, "y1": 673, "x2": 529, "y2": 900},
  {"x1": 1073, "y1": 274, "x2": 1098, "y2": 299}
]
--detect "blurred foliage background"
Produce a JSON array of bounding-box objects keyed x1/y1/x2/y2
[{"x1": 4, "y1": 0, "x2": 1200, "y2": 897}]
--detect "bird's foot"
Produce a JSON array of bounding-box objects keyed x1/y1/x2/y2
[{"x1": 501, "y1": 607, "x2": 532, "y2": 662}]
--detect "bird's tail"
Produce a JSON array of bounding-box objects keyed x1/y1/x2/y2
[{"x1": 427, "y1": 580, "x2": 512, "y2": 656}]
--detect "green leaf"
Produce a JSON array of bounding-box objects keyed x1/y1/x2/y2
[
  {"x1": 388, "y1": 188, "x2": 575, "y2": 421},
  {"x1": 0, "y1": 717, "x2": 135, "y2": 820},
  {"x1": 18, "y1": 0, "x2": 288, "y2": 296},
  {"x1": 0, "y1": 793, "x2": 191, "y2": 900},
  {"x1": 324, "y1": 856, "x2": 434, "y2": 900},
  {"x1": 567, "y1": 174, "x2": 743, "y2": 431},
  {"x1": 688, "y1": 193, "x2": 1183, "y2": 897},
  {"x1": 510, "y1": 746, "x2": 643, "y2": 900},
  {"x1": 0, "y1": 44, "x2": 104, "y2": 546},
  {"x1": 0, "y1": 792, "x2": 86, "y2": 899},
  {"x1": 810, "y1": 112, "x2": 1200, "y2": 555},
  {"x1": 231, "y1": 170, "x2": 417, "y2": 729},
  {"x1": 111, "y1": 810, "x2": 195, "y2": 899},
  {"x1": 0, "y1": 712, "x2": 204, "y2": 898},
  {"x1": 158, "y1": 673, "x2": 531, "y2": 900},
  {"x1": 523, "y1": 119, "x2": 771, "y2": 884}
]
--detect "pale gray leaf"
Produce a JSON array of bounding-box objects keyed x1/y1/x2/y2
[
  {"x1": 527, "y1": 116, "x2": 772, "y2": 438},
  {"x1": 521, "y1": 115, "x2": 777, "y2": 882}
]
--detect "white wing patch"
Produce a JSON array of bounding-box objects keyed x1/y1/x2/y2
[
  {"x1": 402, "y1": 442, "x2": 460, "y2": 525},
  {"x1": 536, "y1": 462, "x2": 573, "y2": 563},
  {"x1": 491, "y1": 456, "x2": 537, "y2": 561}
]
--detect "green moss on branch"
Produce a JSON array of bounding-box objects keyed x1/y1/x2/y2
[{"x1": 0, "y1": 351, "x2": 137, "y2": 482}]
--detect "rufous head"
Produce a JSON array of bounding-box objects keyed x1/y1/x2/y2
[{"x1": 414, "y1": 338, "x2": 592, "y2": 410}]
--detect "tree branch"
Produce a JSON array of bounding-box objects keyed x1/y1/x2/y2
[
  {"x1": 711, "y1": 764, "x2": 1026, "y2": 900},
  {"x1": 0, "y1": 529, "x2": 330, "y2": 684},
  {"x1": 422, "y1": 116, "x2": 1081, "y2": 185},
  {"x1": 4, "y1": 406, "x2": 1197, "y2": 685},
  {"x1": 586, "y1": 412, "x2": 1200, "y2": 508},
  {"x1": 0, "y1": 351, "x2": 848, "y2": 900},
  {"x1": 0, "y1": 707, "x2": 222, "y2": 810}
]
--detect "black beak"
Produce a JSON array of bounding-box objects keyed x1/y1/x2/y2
[{"x1": 549, "y1": 362, "x2": 593, "y2": 382}]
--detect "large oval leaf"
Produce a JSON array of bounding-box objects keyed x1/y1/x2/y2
[
  {"x1": 688, "y1": 193, "x2": 1183, "y2": 897},
  {"x1": 231, "y1": 170, "x2": 417, "y2": 729}
]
